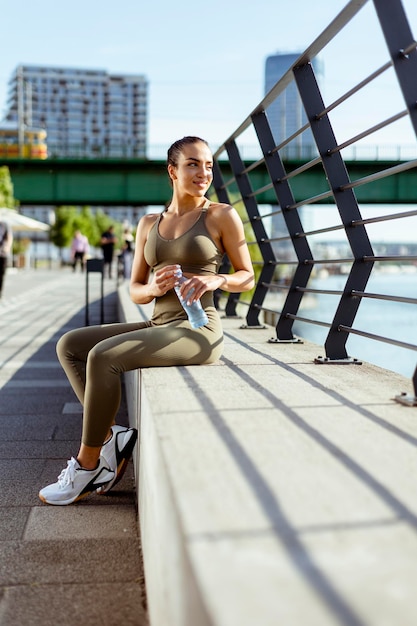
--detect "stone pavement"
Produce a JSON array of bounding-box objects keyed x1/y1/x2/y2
[{"x1": 0, "y1": 267, "x2": 148, "y2": 626}]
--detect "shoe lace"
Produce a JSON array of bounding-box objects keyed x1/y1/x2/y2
[{"x1": 57, "y1": 457, "x2": 78, "y2": 488}]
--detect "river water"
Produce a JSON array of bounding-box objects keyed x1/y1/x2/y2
[
  {"x1": 292, "y1": 270, "x2": 417, "y2": 378},
  {"x1": 24, "y1": 242, "x2": 417, "y2": 379}
]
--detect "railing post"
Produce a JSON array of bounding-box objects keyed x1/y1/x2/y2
[
  {"x1": 374, "y1": 0, "x2": 417, "y2": 385},
  {"x1": 225, "y1": 139, "x2": 276, "y2": 327},
  {"x1": 212, "y1": 161, "x2": 235, "y2": 315},
  {"x1": 395, "y1": 365, "x2": 417, "y2": 406},
  {"x1": 373, "y1": 0, "x2": 417, "y2": 138},
  {"x1": 252, "y1": 110, "x2": 314, "y2": 341},
  {"x1": 294, "y1": 62, "x2": 374, "y2": 361},
  {"x1": 85, "y1": 258, "x2": 104, "y2": 326}
]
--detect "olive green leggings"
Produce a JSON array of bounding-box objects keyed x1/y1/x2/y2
[{"x1": 56, "y1": 318, "x2": 224, "y2": 447}]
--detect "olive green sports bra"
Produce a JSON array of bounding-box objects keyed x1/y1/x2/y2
[
  {"x1": 144, "y1": 199, "x2": 223, "y2": 277},
  {"x1": 144, "y1": 200, "x2": 224, "y2": 325}
]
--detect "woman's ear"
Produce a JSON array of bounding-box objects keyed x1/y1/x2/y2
[{"x1": 167, "y1": 164, "x2": 177, "y2": 181}]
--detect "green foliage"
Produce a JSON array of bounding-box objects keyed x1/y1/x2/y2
[
  {"x1": 49, "y1": 206, "x2": 79, "y2": 248},
  {"x1": 0, "y1": 166, "x2": 16, "y2": 208},
  {"x1": 12, "y1": 238, "x2": 30, "y2": 255},
  {"x1": 74, "y1": 206, "x2": 101, "y2": 247},
  {"x1": 232, "y1": 198, "x2": 263, "y2": 301},
  {"x1": 210, "y1": 190, "x2": 263, "y2": 301},
  {"x1": 93, "y1": 210, "x2": 124, "y2": 248},
  {"x1": 49, "y1": 206, "x2": 124, "y2": 253}
]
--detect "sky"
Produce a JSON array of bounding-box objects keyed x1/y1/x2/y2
[
  {"x1": 1, "y1": 0, "x2": 417, "y2": 153},
  {"x1": 1, "y1": 0, "x2": 417, "y2": 242}
]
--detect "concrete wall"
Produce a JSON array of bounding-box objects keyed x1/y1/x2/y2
[{"x1": 117, "y1": 281, "x2": 417, "y2": 626}]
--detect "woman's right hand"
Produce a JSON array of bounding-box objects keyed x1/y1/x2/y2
[{"x1": 151, "y1": 264, "x2": 181, "y2": 297}]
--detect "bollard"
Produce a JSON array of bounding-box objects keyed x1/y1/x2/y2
[{"x1": 85, "y1": 258, "x2": 104, "y2": 326}]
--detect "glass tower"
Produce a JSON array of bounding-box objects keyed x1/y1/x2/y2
[
  {"x1": 263, "y1": 52, "x2": 324, "y2": 259},
  {"x1": 264, "y1": 52, "x2": 324, "y2": 158}
]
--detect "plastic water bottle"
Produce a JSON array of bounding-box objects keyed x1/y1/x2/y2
[{"x1": 174, "y1": 269, "x2": 208, "y2": 329}]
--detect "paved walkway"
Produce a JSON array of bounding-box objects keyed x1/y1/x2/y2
[{"x1": 0, "y1": 267, "x2": 148, "y2": 626}]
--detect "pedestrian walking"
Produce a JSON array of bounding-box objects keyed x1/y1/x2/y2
[
  {"x1": 70, "y1": 230, "x2": 89, "y2": 272},
  {"x1": 101, "y1": 225, "x2": 117, "y2": 278},
  {"x1": 0, "y1": 220, "x2": 13, "y2": 299}
]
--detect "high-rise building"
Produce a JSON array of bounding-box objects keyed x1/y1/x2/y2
[
  {"x1": 4, "y1": 65, "x2": 148, "y2": 158},
  {"x1": 264, "y1": 52, "x2": 324, "y2": 158}
]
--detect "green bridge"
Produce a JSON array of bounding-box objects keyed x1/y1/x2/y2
[{"x1": 3, "y1": 157, "x2": 416, "y2": 206}]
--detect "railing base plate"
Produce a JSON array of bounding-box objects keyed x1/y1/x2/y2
[
  {"x1": 314, "y1": 356, "x2": 362, "y2": 365},
  {"x1": 268, "y1": 337, "x2": 303, "y2": 344},
  {"x1": 394, "y1": 393, "x2": 417, "y2": 407},
  {"x1": 239, "y1": 324, "x2": 267, "y2": 330},
  {"x1": 220, "y1": 315, "x2": 242, "y2": 319}
]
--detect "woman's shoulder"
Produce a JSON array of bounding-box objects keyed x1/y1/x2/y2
[
  {"x1": 136, "y1": 212, "x2": 160, "y2": 241},
  {"x1": 206, "y1": 201, "x2": 240, "y2": 224},
  {"x1": 206, "y1": 200, "x2": 236, "y2": 215},
  {"x1": 141, "y1": 211, "x2": 161, "y2": 222},
  {"x1": 138, "y1": 212, "x2": 160, "y2": 229}
]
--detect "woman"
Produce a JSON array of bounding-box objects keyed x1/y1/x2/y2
[
  {"x1": 39, "y1": 136, "x2": 255, "y2": 505},
  {"x1": 0, "y1": 219, "x2": 13, "y2": 299},
  {"x1": 70, "y1": 230, "x2": 89, "y2": 272}
]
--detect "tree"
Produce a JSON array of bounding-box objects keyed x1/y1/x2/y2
[
  {"x1": 49, "y1": 206, "x2": 78, "y2": 248},
  {"x1": 93, "y1": 209, "x2": 116, "y2": 247},
  {"x1": 210, "y1": 190, "x2": 262, "y2": 301},
  {"x1": 0, "y1": 166, "x2": 16, "y2": 208},
  {"x1": 72, "y1": 206, "x2": 100, "y2": 247},
  {"x1": 49, "y1": 205, "x2": 125, "y2": 262}
]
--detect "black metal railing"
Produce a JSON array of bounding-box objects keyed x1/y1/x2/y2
[
  {"x1": 4, "y1": 142, "x2": 417, "y2": 162},
  {"x1": 209, "y1": 0, "x2": 417, "y2": 406}
]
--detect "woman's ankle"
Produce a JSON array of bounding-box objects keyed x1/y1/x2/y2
[
  {"x1": 77, "y1": 443, "x2": 102, "y2": 470},
  {"x1": 77, "y1": 458, "x2": 99, "y2": 471}
]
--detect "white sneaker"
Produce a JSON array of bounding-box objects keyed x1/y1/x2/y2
[
  {"x1": 97, "y1": 425, "x2": 138, "y2": 494},
  {"x1": 39, "y1": 457, "x2": 115, "y2": 506}
]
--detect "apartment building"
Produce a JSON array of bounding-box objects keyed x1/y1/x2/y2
[{"x1": 4, "y1": 64, "x2": 148, "y2": 158}]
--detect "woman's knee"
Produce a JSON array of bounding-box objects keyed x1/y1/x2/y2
[
  {"x1": 87, "y1": 341, "x2": 120, "y2": 376},
  {"x1": 56, "y1": 328, "x2": 78, "y2": 359},
  {"x1": 56, "y1": 327, "x2": 93, "y2": 364}
]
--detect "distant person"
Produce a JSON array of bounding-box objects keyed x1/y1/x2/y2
[
  {"x1": 101, "y1": 225, "x2": 117, "y2": 278},
  {"x1": 0, "y1": 220, "x2": 13, "y2": 299},
  {"x1": 70, "y1": 230, "x2": 89, "y2": 272},
  {"x1": 121, "y1": 227, "x2": 134, "y2": 279}
]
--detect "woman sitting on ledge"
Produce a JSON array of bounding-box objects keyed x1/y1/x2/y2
[{"x1": 39, "y1": 135, "x2": 255, "y2": 505}]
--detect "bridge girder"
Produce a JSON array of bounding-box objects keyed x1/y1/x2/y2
[{"x1": 2, "y1": 158, "x2": 416, "y2": 205}]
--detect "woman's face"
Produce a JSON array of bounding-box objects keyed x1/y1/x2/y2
[{"x1": 169, "y1": 141, "x2": 213, "y2": 197}]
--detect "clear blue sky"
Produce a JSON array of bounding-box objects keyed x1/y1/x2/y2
[{"x1": 1, "y1": 0, "x2": 417, "y2": 151}]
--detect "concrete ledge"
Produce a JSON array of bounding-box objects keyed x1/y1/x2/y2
[{"x1": 118, "y1": 282, "x2": 417, "y2": 626}]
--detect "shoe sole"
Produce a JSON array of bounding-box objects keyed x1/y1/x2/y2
[
  {"x1": 39, "y1": 468, "x2": 115, "y2": 506},
  {"x1": 97, "y1": 428, "x2": 138, "y2": 494},
  {"x1": 39, "y1": 489, "x2": 93, "y2": 506}
]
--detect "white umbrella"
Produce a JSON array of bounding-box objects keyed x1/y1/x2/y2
[{"x1": 0, "y1": 207, "x2": 50, "y2": 233}]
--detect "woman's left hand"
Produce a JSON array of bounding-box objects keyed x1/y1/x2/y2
[{"x1": 179, "y1": 274, "x2": 226, "y2": 304}]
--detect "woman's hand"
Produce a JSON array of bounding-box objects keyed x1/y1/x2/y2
[
  {"x1": 152, "y1": 268, "x2": 224, "y2": 302},
  {"x1": 151, "y1": 264, "x2": 181, "y2": 297},
  {"x1": 177, "y1": 274, "x2": 226, "y2": 304}
]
